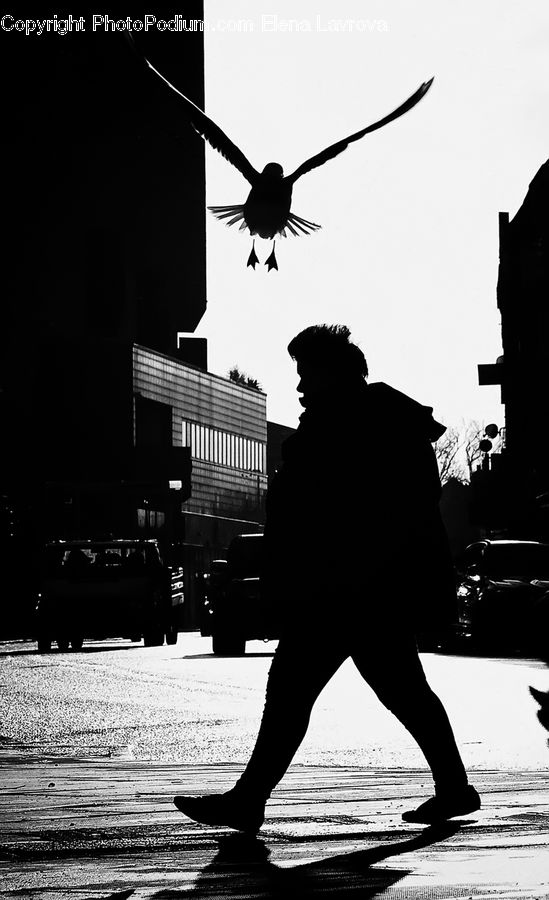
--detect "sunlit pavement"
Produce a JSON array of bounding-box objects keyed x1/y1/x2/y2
[
  {"x1": 1, "y1": 635, "x2": 548, "y2": 897},
  {"x1": 1, "y1": 757, "x2": 548, "y2": 898}
]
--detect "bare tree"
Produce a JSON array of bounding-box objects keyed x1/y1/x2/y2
[
  {"x1": 434, "y1": 426, "x2": 467, "y2": 485},
  {"x1": 463, "y1": 420, "x2": 485, "y2": 479},
  {"x1": 435, "y1": 419, "x2": 504, "y2": 485},
  {"x1": 463, "y1": 419, "x2": 504, "y2": 478}
]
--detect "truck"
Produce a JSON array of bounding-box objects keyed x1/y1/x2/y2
[{"x1": 35, "y1": 538, "x2": 184, "y2": 651}]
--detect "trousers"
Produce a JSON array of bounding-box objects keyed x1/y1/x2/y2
[{"x1": 235, "y1": 624, "x2": 468, "y2": 800}]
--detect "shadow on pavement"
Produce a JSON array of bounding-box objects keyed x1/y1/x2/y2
[
  {"x1": 152, "y1": 823, "x2": 461, "y2": 898},
  {"x1": 92, "y1": 891, "x2": 135, "y2": 900},
  {"x1": 180, "y1": 652, "x2": 276, "y2": 660}
]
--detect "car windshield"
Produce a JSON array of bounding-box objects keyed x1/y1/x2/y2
[
  {"x1": 485, "y1": 544, "x2": 549, "y2": 579},
  {"x1": 43, "y1": 543, "x2": 160, "y2": 573}
]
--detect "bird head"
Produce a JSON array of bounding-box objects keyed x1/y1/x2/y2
[{"x1": 261, "y1": 163, "x2": 284, "y2": 178}]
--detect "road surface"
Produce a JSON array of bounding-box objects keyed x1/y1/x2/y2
[
  {"x1": 1, "y1": 635, "x2": 548, "y2": 898},
  {"x1": 0, "y1": 634, "x2": 547, "y2": 770}
]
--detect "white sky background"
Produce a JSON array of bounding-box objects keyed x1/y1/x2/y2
[{"x1": 198, "y1": 0, "x2": 549, "y2": 430}]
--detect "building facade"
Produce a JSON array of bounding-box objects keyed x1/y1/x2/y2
[
  {"x1": 477, "y1": 160, "x2": 549, "y2": 536},
  {"x1": 2, "y1": 15, "x2": 207, "y2": 360},
  {"x1": 133, "y1": 344, "x2": 268, "y2": 625}
]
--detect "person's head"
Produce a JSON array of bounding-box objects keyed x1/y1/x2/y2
[{"x1": 287, "y1": 324, "x2": 368, "y2": 406}]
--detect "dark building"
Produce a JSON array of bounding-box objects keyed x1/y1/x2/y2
[
  {"x1": 477, "y1": 159, "x2": 549, "y2": 535},
  {"x1": 2, "y1": 11, "x2": 207, "y2": 497},
  {"x1": 1, "y1": 11, "x2": 214, "y2": 630},
  {"x1": 267, "y1": 421, "x2": 296, "y2": 483},
  {"x1": 2, "y1": 15, "x2": 206, "y2": 356},
  {"x1": 439, "y1": 479, "x2": 479, "y2": 560}
]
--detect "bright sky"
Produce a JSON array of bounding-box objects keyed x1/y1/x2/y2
[{"x1": 198, "y1": 0, "x2": 549, "y2": 430}]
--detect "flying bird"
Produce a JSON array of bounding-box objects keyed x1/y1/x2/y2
[{"x1": 129, "y1": 41, "x2": 433, "y2": 270}]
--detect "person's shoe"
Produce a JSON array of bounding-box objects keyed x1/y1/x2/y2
[
  {"x1": 402, "y1": 785, "x2": 480, "y2": 824},
  {"x1": 173, "y1": 790, "x2": 265, "y2": 834}
]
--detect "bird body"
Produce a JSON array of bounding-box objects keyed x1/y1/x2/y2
[
  {"x1": 207, "y1": 163, "x2": 322, "y2": 268},
  {"x1": 244, "y1": 165, "x2": 292, "y2": 239},
  {"x1": 210, "y1": 165, "x2": 295, "y2": 241},
  {"x1": 128, "y1": 37, "x2": 433, "y2": 269}
]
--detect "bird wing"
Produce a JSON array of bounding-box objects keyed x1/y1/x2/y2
[
  {"x1": 127, "y1": 35, "x2": 259, "y2": 185},
  {"x1": 286, "y1": 78, "x2": 434, "y2": 185}
]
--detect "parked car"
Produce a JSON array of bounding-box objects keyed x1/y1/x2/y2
[
  {"x1": 202, "y1": 533, "x2": 276, "y2": 655},
  {"x1": 455, "y1": 539, "x2": 549, "y2": 653},
  {"x1": 35, "y1": 539, "x2": 183, "y2": 652}
]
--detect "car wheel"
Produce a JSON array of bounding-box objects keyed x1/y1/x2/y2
[
  {"x1": 143, "y1": 629, "x2": 164, "y2": 647},
  {"x1": 37, "y1": 635, "x2": 52, "y2": 653},
  {"x1": 70, "y1": 636, "x2": 84, "y2": 651},
  {"x1": 212, "y1": 634, "x2": 246, "y2": 656},
  {"x1": 165, "y1": 627, "x2": 178, "y2": 645},
  {"x1": 56, "y1": 637, "x2": 70, "y2": 652}
]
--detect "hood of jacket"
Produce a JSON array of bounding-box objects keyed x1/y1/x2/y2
[
  {"x1": 364, "y1": 382, "x2": 446, "y2": 442},
  {"x1": 291, "y1": 380, "x2": 445, "y2": 450}
]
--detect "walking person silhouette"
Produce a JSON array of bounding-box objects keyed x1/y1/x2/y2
[{"x1": 175, "y1": 325, "x2": 480, "y2": 832}]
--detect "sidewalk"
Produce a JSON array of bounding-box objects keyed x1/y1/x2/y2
[{"x1": 1, "y1": 751, "x2": 548, "y2": 898}]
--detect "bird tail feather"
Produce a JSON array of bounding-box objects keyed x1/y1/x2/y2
[
  {"x1": 208, "y1": 205, "x2": 320, "y2": 239},
  {"x1": 208, "y1": 204, "x2": 248, "y2": 229},
  {"x1": 287, "y1": 212, "x2": 321, "y2": 235}
]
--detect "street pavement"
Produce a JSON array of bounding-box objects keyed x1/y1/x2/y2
[
  {"x1": 1, "y1": 752, "x2": 549, "y2": 898},
  {"x1": 1, "y1": 635, "x2": 548, "y2": 769},
  {"x1": 1, "y1": 636, "x2": 548, "y2": 897}
]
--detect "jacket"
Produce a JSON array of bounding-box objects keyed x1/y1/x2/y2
[{"x1": 263, "y1": 380, "x2": 457, "y2": 629}]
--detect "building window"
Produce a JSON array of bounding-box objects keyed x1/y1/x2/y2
[{"x1": 181, "y1": 418, "x2": 266, "y2": 473}]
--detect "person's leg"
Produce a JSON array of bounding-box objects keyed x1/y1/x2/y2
[
  {"x1": 350, "y1": 626, "x2": 479, "y2": 823},
  {"x1": 233, "y1": 634, "x2": 347, "y2": 801},
  {"x1": 174, "y1": 634, "x2": 347, "y2": 831}
]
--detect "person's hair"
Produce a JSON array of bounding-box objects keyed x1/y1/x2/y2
[{"x1": 287, "y1": 324, "x2": 368, "y2": 379}]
